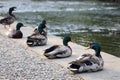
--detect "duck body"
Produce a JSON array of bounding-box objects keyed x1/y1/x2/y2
[
  {"x1": 8, "y1": 29, "x2": 23, "y2": 38},
  {"x1": 26, "y1": 20, "x2": 47, "y2": 47},
  {"x1": 26, "y1": 31, "x2": 47, "y2": 46},
  {"x1": 7, "y1": 23, "x2": 24, "y2": 39},
  {"x1": 0, "y1": 7, "x2": 16, "y2": 28},
  {"x1": 68, "y1": 42, "x2": 104, "y2": 73},
  {"x1": 68, "y1": 53, "x2": 104, "y2": 73},
  {"x1": 44, "y1": 36, "x2": 72, "y2": 59},
  {"x1": 0, "y1": 16, "x2": 15, "y2": 26},
  {"x1": 44, "y1": 45, "x2": 72, "y2": 59}
]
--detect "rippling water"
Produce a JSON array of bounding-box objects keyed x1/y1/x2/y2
[{"x1": 0, "y1": 0, "x2": 120, "y2": 57}]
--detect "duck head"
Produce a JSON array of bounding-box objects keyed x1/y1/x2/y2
[
  {"x1": 90, "y1": 42, "x2": 101, "y2": 57},
  {"x1": 16, "y1": 23, "x2": 24, "y2": 30},
  {"x1": 42, "y1": 20, "x2": 46, "y2": 25},
  {"x1": 9, "y1": 7, "x2": 16, "y2": 14},
  {"x1": 38, "y1": 20, "x2": 47, "y2": 34},
  {"x1": 9, "y1": 7, "x2": 16, "y2": 18},
  {"x1": 63, "y1": 36, "x2": 71, "y2": 46}
]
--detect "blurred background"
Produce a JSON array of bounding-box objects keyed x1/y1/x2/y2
[{"x1": 0, "y1": 0, "x2": 120, "y2": 57}]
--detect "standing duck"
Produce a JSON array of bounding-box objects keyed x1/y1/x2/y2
[
  {"x1": 7, "y1": 23, "x2": 25, "y2": 38},
  {"x1": 44, "y1": 36, "x2": 72, "y2": 59},
  {"x1": 68, "y1": 42, "x2": 104, "y2": 73},
  {"x1": 0, "y1": 7, "x2": 16, "y2": 28},
  {"x1": 26, "y1": 20, "x2": 47, "y2": 46}
]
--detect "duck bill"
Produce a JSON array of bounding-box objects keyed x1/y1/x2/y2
[
  {"x1": 85, "y1": 47, "x2": 91, "y2": 50},
  {"x1": 14, "y1": 7, "x2": 17, "y2": 11},
  {"x1": 23, "y1": 26, "x2": 27, "y2": 27}
]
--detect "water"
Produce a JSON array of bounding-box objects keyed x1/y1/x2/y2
[{"x1": 0, "y1": 0, "x2": 120, "y2": 57}]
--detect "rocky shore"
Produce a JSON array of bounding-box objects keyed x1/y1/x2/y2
[{"x1": 0, "y1": 34, "x2": 84, "y2": 80}]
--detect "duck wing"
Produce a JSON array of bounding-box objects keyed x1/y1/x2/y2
[
  {"x1": 44, "y1": 45, "x2": 59, "y2": 53},
  {"x1": 56, "y1": 46, "x2": 72, "y2": 58},
  {"x1": 69, "y1": 54, "x2": 93, "y2": 65},
  {"x1": 0, "y1": 16, "x2": 15, "y2": 25}
]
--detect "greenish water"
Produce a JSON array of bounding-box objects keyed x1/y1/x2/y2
[
  {"x1": 57, "y1": 32, "x2": 120, "y2": 57},
  {"x1": 0, "y1": 0, "x2": 120, "y2": 57}
]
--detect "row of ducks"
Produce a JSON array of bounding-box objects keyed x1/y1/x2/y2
[{"x1": 0, "y1": 7, "x2": 104, "y2": 73}]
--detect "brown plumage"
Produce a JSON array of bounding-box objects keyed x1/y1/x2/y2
[
  {"x1": 0, "y1": 7, "x2": 16, "y2": 28},
  {"x1": 8, "y1": 30, "x2": 23, "y2": 38},
  {"x1": 7, "y1": 23, "x2": 24, "y2": 39}
]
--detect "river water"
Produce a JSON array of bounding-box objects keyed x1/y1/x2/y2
[{"x1": 0, "y1": 0, "x2": 120, "y2": 57}]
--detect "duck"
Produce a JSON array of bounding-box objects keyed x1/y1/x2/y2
[
  {"x1": 68, "y1": 42, "x2": 104, "y2": 73},
  {"x1": 26, "y1": 20, "x2": 47, "y2": 47},
  {"x1": 111, "y1": 30, "x2": 120, "y2": 37},
  {"x1": 0, "y1": 7, "x2": 16, "y2": 29},
  {"x1": 44, "y1": 36, "x2": 72, "y2": 59},
  {"x1": 7, "y1": 22, "x2": 25, "y2": 39}
]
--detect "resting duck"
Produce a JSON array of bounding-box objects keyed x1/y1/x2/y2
[
  {"x1": 7, "y1": 23, "x2": 25, "y2": 38},
  {"x1": 44, "y1": 36, "x2": 72, "y2": 59},
  {"x1": 0, "y1": 7, "x2": 16, "y2": 28},
  {"x1": 68, "y1": 42, "x2": 104, "y2": 73},
  {"x1": 26, "y1": 20, "x2": 47, "y2": 47}
]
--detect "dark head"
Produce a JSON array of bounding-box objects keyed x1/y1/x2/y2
[
  {"x1": 63, "y1": 36, "x2": 71, "y2": 46},
  {"x1": 39, "y1": 20, "x2": 46, "y2": 28},
  {"x1": 9, "y1": 7, "x2": 16, "y2": 14},
  {"x1": 42, "y1": 20, "x2": 46, "y2": 25},
  {"x1": 16, "y1": 23, "x2": 24, "y2": 30},
  {"x1": 38, "y1": 20, "x2": 46, "y2": 34},
  {"x1": 90, "y1": 42, "x2": 101, "y2": 57}
]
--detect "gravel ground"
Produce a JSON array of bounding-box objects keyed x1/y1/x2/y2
[{"x1": 0, "y1": 35, "x2": 84, "y2": 80}]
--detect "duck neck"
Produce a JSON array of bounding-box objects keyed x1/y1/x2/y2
[
  {"x1": 63, "y1": 40, "x2": 68, "y2": 46},
  {"x1": 9, "y1": 11, "x2": 15, "y2": 18},
  {"x1": 38, "y1": 23, "x2": 45, "y2": 33},
  {"x1": 9, "y1": 9, "x2": 12, "y2": 15},
  {"x1": 38, "y1": 27, "x2": 43, "y2": 34},
  {"x1": 16, "y1": 26, "x2": 21, "y2": 30},
  {"x1": 95, "y1": 48, "x2": 101, "y2": 57}
]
